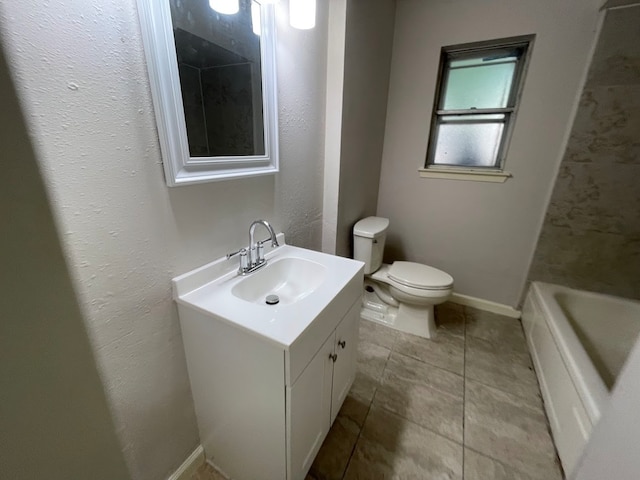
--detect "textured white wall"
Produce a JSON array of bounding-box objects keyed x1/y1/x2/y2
[
  {"x1": 0, "y1": 42, "x2": 130, "y2": 480},
  {"x1": 274, "y1": 1, "x2": 327, "y2": 249},
  {"x1": 322, "y1": 0, "x2": 347, "y2": 255},
  {"x1": 377, "y1": 0, "x2": 601, "y2": 307},
  {"x1": 0, "y1": 0, "x2": 327, "y2": 478}
]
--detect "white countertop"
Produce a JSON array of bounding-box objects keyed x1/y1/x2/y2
[{"x1": 172, "y1": 237, "x2": 364, "y2": 349}]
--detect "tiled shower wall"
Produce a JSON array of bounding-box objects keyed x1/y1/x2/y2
[{"x1": 528, "y1": 5, "x2": 640, "y2": 300}]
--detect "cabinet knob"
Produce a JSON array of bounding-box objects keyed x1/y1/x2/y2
[
  {"x1": 329, "y1": 353, "x2": 338, "y2": 362},
  {"x1": 338, "y1": 340, "x2": 346, "y2": 349}
]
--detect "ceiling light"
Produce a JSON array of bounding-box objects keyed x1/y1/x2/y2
[
  {"x1": 289, "y1": 0, "x2": 315, "y2": 30},
  {"x1": 209, "y1": 0, "x2": 239, "y2": 15}
]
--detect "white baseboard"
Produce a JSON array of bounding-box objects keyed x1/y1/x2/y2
[
  {"x1": 167, "y1": 445, "x2": 205, "y2": 480},
  {"x1": 450, "y1": 292, "x2": 521, "y2": 319}
]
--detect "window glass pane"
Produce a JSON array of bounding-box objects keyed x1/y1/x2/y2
[
  {"x1": 440, "y1": 113, "x2": 505, "y2": 123},
  {"x1": 432, "y1": 120, "x2": 504, "y2": 167},
  {"x1": 441, "y1": 61, "x2": 516, "y2": 110},
  {"x1": 449, "y1": 48, "x2": 521, "y2": 68}
]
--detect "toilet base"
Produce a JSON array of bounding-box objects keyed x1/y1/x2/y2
[
  {"x1": 361, "y1": 285, "x2": 437, "y2": 339},
  {"x1": 398, "y1": 302, "x2": 437, "y2": 339}
]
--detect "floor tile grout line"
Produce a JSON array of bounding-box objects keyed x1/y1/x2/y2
[
  {"x1": 463, "y1": 313, "x2": 545, "y2": 405},
  {"x1": 353, "y1": 310, "x2": 562, "y2": 479},
  {"x1": 340, "y1": 324, "x2": 396, "y2": 480},
  {"x1": 339, "y1": 396, "x2": 372, "y2": 480},
  {"x1": 462, "y1": 375, "x2": 544, "y2": 408},
  {"x1": 365, "y1": 317, "x2": 466, "y2": 374},
  {"x1": 389, "y1": 348, "x2": 465, "y2": 379},
  {"x1": 464, "y1": 316, "x2": 550, "y2": 410},
  {"x1": 370, "y1": 400, "x2": 465, "y2": 447},
  {"x1": 462, "y1": 306, "x2": 468, "y2": 479},
  {"x1": 356, "y1": 312, "x2": 474, "y2": 475},
  {"x1": 374, "y1": 319, "x2": 467, "y2": 447},
  {"x1": 384, "y1": 353, "x2": 464, "y2": 398},
  {"x1": 464, "y1": 312, "x2": 565, "y2": 480},
  {"x1": 465, "y1": 331, "x2": 530, "y2": 350},
  {"x1": 463, "y1": 444, "x2": 556, "y2": 479},
  {"x1": 383, "y1": 375, "x2": 464, "y2": 404},
  {"x1": 363, "y1": 312, "x2": 467, "y2": 447}
]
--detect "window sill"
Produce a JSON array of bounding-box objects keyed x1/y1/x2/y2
[{"x1": 418, "y1": 168, "x2": 512, "y2": 183}]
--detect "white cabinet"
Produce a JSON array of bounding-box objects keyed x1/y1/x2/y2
[
  {"x1": 287, "y1": 302, "x2": 359, "y2": 480},
  {"x1": 331, "y1": 304, "x2": 359, "y2": 423},
  {"x1": 177, "y1": 271, "x2": 362, "y2": 480}
]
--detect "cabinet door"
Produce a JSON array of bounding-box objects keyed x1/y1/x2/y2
[
  {"x1": 330, "y1": 301, "x2": 359, "y2": 424},
  {"x1": 286, "y1": 332, "x2": 334, "y2": 480}
]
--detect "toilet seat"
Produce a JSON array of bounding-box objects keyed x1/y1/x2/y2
[{"x1": 388, "y1": 261, "x2": 453, "y2": 291}]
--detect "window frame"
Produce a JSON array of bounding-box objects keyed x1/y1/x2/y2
[{"x1": 424, "y1": 35, "x2": 535, "y2": 176}]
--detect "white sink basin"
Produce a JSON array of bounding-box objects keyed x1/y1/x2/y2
[
  {"x1": 172, "y1": 235, "x2": 364, "y2": 347},
  {"x1": 231, "y1": 257, "x2": 327, "y2": 306}
]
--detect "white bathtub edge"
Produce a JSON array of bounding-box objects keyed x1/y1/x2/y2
[
  {"x1": 529, "y1": 282, "x2": 608, "y2": 423},
  {"x1": 524, "y1": 284, "x2": 592, "y2": 476}
]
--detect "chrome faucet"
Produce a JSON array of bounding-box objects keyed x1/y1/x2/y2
[
  {"x1": 249, "y1": 219, "x2": 279, "y2": 268},
  {"x1": 227, "y1": 219, "x2": 280, "y2": 275}
]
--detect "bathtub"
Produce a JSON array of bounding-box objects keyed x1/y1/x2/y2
[{"x1": 522, "y1": 282, "x2": 640, "y2": 476}]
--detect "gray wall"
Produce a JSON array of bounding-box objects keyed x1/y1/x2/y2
[
  {"x1": 376, "y1": 0, "x2": 601, "y2": 307},
  {"x1": 334, "y1": 0, "x2": 396, "y2": 257},
  {"x1": 322, "y1": 0, "x2": 396, "y2": 257},
  {"x1": 0, "y1": 44, "x2": 130, "y2": 480},
  {"x1": 528, "y1": 5, "x2": 640, "y2": 300},
  {"x1": 0, "y1": 0, "x2": 328, "y2": 478}
]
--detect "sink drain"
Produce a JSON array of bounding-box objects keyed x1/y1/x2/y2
[{"x1": 265, "y1": 294, "x2": 280, "y2": 305}]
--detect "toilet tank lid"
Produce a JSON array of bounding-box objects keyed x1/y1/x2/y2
[{"x1": 353, "y1": 217, "x2": 389, "y2": 238}]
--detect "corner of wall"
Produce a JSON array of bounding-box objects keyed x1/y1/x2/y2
[
  {"x1": 514, "y1": 8, "x2": 607, "y2": 305},
  {"x1": 321, "y1": 0, "x2": 348, "y2": 255}
]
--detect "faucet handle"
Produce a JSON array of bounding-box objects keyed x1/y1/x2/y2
[
  {"x1": 226, "y1": 247, "x2": 247, "y2": 259},
  {"x1": 227, "y1": 247, "x2": 249, "y2": 272},
  {"x1": 257, "y1": 236, "x2": 280, "y2": 248},
  {"x1": 256, "y1": 242, "x2": 265, "y2": 265}
]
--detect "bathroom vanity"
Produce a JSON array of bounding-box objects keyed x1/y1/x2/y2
[{"x1": 173, "y1": 236, "x2": 364, "y2": 480}]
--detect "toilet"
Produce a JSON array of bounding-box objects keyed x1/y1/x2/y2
[{"x1": 353, "y1": 216, "x2": 453, "y2": 339}]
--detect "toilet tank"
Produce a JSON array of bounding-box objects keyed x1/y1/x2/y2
[{"x1": 353, "y1": 217, "x2": 389, "y2": 274}]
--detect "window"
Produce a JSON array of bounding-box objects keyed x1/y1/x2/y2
[{"x1": 423, "y1": 35, "x2": 533, "y2": 181}]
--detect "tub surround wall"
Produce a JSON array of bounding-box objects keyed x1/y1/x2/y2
[
  {"x1": 376, "y1": 0, "x2": 601, "y2": 307},
  {"x1": 527, "y1": 8, "x2": 640, "y2": 470},
  {"x1": 0, "y1": 0, "x2": 328, "y2": 478},
  {"x1": 528, "y1": 5, "x2": 640, "y2": 301},
  {"x1": 601, "y1": 0, "x2": 640, "y2": 8},
  {"x1": 322, "y1": 0, "x2": 396, "y2": 257}
]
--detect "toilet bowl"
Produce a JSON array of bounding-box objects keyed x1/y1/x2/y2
[{"x1": 353, "y1": 217, "x2": 453, "y2": 339}]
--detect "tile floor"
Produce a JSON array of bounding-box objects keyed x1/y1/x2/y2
[
  {"x1": 308, "y1": 303, "x2": 563, "y2": 480},
  {"x1": 192, "y1": 303, "x2": 563, "y2": 480},
  {"x1": 192, "y1": 463, "x2": 226, "y2": 480}
]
